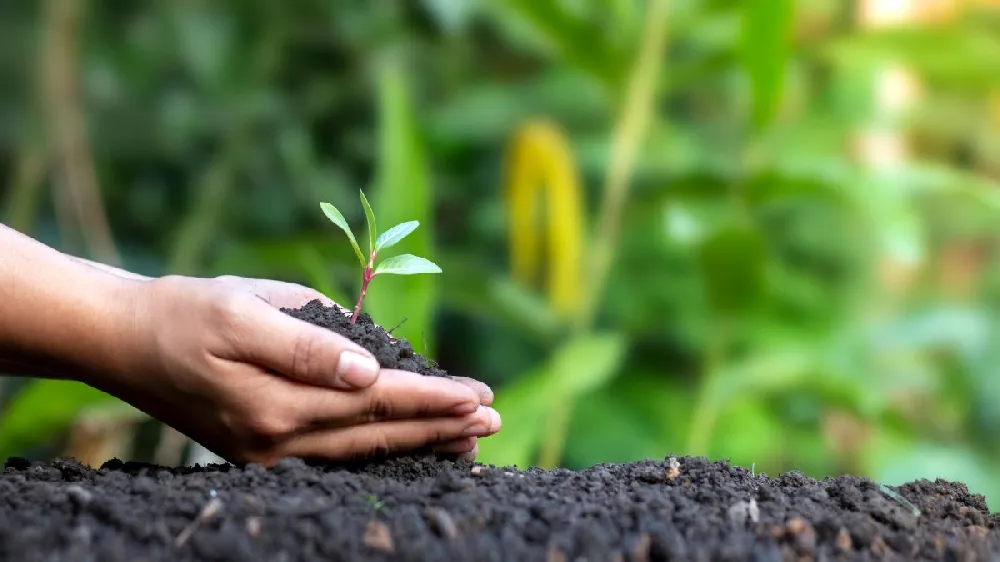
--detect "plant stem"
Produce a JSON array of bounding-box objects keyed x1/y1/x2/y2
[
  {"x1": 535, "y1": 0, "x2": 670, "y2": 470},
  {"x1": 686, "y1": 318, "x2": 727, "y2": 457},
  {"x1": 351, "y1": 252, "x2": 377, "y2": 324}
]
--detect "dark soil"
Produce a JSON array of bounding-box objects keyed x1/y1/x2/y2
[
  {"x1": 2, "y1": 301, "x2": 998, "y2": 561},
  {"x1": 280, "y1": 300, "x2": 448, "y2": 377}
]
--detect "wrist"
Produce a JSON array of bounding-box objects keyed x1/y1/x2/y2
[
  {"x1": 0, "y1": 233, "x2": 147, "y2": 388},
  {"x1": 6, "y1": 271, "x2": 143, "y2": 388}
]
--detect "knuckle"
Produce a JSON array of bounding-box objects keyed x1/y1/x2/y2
[
  {"x1": 363, "y1": 393, "x2": 394, "y2": 422},
  {"x1": 367, "y1": 431, "x2": 393, "y2": 459},
  {"x1": 245, "y1": 408, "x2": 297, "y2": 442},
  {"x1": 350, "y1": 430, "x2": 393, "y2": 460},
  {"x1": 210, "y1": 291, "x2": 254, "y2": 331}
]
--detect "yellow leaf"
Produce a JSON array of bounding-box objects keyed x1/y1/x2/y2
[{"x1": 502, "y1": 119, "x2": 585, "y2": 317}]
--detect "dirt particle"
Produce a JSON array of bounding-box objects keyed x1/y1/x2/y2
[
  {"x1": 835, "y1": 527, "x2": 852, "y2": 552},
  {"x1": 784, "y1": 517, "x2": 816, "y2": 552},
  {"x1": 470, "y1": 466, "x2": 483, "y2": 475},
  {"x1": 546, "y1": 547, "x2": 567, "y2": 562},
  {"x1": 628, "y1": 533, "x2": 651, "y2": 562},
  {"x1": 362, "y1": 520, "x2": 394, "y2": 552},
  {"x1": 665, "y1": 457, "x2": 681, "y2": 480},
  {"x1": 727, "y1": 498, "x2": 760, "y2": 525},
  {"x1": 174, "y1": 497, "x2": 223, "y2": 547},
  {"x1": 969, "y1": 525, "x2": 988, "y2": 539},
  {"x1": 870, "y1": 534, "x2": 889, "y2": 557},
  {"x1": 245, "y1": 517, "x2": 260, "y2": 539},
  {"x1": 424, "y1": 507, "x2": 459, "y2": 539},
  {"x1": 64, "y1": 484, "x2": 92, "y2": 506}
]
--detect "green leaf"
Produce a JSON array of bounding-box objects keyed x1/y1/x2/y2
[
  {"x1": 320, "y1": 202, "x2": 365, "y2": 267},
  {"x1": 373, "y1": 254, "x2": 442, "y2": 276},
  {"x1": 489, "y1": 0, "x2": 627, "y2": 90},
  {"x1": 359, "y1": 190, "x2": 377, "y2": 256},
  {"x1": 432, "y1": 252, "x2": 561, "y2": 342},
  {"x1": 0, "y1": 380, "x2": 122, "y2": 460},
  {"x1": 740, "y1": 0, "x2": 795, "y2": 130},
  {"x1": 375, "y1": 220, "x2": 420, "y2": 253}
]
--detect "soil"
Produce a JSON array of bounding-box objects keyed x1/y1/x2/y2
[
  {"x1": 1, "y1": 301, "x2": 998, "y2": 562},
  {"x1": 280, "y1": 300, "x2": 449, "y2": 377}
]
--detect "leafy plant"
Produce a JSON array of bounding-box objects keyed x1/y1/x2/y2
[
  {"x1": 320, "y1": 190, "x2": 442, "y2": 323},
  {"x1": 363, "y1": 493, "x2": 386, "y2": 512}
]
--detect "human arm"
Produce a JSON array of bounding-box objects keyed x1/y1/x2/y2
[{"x1": 0, "y1": 223, "x2": 500, "y2": 464}]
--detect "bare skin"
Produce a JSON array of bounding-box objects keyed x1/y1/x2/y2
[{"x1": 0, "y1": 223, "x2": 500, "y2": 465}]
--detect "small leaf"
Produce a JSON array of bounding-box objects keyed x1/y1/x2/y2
[
  {"x1": 320, "y1": 202, "x2": 365, "y2": 267},
  {"x1": 375, "y1": 221, "x2": 420, "y2": 253},
  {"x1": 359, "y1": 190, "x2": 377, "y2": 256},
  {"x1": 374, "y1": 254, "x2": 442, "y2": 275},
  {"x1": 740, "y1": 0, "x2": 795, "y2": 130}
]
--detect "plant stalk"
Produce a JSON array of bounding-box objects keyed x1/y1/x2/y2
[
  {"x1": 535, "y1": 0, "x2": 670, "y2": 470},
  {"x1": 685, "y1": 318, "x2": 727, "y2": 457},
  {"x1": 351, "y1": 251, "x2": 378, "y2": 324}
]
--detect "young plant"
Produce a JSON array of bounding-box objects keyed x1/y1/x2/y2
[{"x1": 320, "y1": 190, "x2": 441, "y2": 324}]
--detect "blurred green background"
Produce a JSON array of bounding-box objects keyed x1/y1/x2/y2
[{"x1": 3, "y1": 0, "x2": 1000, "y2": 509}]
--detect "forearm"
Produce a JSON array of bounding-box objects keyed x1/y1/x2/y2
[
  {"x1": 0, "y1": 223, "x2": 141, "y2": 385},
  {"x1": 67, "y1": 255, "x2": 151, "y2": 281}
]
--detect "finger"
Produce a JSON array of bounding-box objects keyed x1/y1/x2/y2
[
  {"x1": 280, "y1": 406, "x2": 502, "y2": 461},
  {"x1": 251, "y1": 280, "x2": 338, "y2": 309},
  {"x1": 225, "y1": 296, "x2": 381, "y2": 390},
  {"x1": 281, "y1": 368, "x2": 484, "y2": 428},
  {"x1": 448, "y1": 376, "x2": 494, "y2": 406},
  {"x1": 458, "y1": 442, "x2": 479, "y2": 463}
]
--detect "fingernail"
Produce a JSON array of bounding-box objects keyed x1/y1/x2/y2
[
  {"x1": 337, "y1": 351, "x2": 380, "y2": 387},
  {"x1": 463, "y1": 407, "x2": 501, "y2": 436},
  {"x1": 486, "y1": 407, "x2": 502, "y2": 433}
]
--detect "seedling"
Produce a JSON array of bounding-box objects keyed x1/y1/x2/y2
[
  {"x1": 320, "y1": 190, "x2": 441, "y2": 324},
  {"x1": 363, "y1": 493, "x2": 386, "y2": 513}
]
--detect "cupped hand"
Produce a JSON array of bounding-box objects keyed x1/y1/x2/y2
[{"x1": 101, "y1": 274, "x2": 499, "y2": 466}]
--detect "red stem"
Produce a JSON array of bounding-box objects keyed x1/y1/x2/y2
[{"x1": 350, "y1": 250, "x2": 377, "y2": 324}]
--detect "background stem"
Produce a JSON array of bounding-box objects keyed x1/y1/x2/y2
[
  {"x1": 536, "y1": 0, "x2": 671, "y2": 469},
  {"x1": 41, "y1": 0, "x2": 119, "y2": 265}
]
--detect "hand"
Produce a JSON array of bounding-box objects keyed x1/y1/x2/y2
[{"x1": 98, "y1": 274, "x2": 500, "y2": 466}]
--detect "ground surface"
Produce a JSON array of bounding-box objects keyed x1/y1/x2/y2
[
  {"x1": 1, "y1": 454, "x2": 998, "y2": 561},
  {"x1": 2, "y1": 301, "x2": 998, "y2": 561}
]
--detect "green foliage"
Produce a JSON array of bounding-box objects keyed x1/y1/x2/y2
[
  {"x1": 477, "y1": 332, "x2": 626, "y2": 468},
  {"x1": 740, "y1": 0, "x2": 796, "y2": 130},
  {"x1": 374, "y1": 254, "x2": 442, "y2": 276},
  {"x1": 0, "y1": 380, "x2": 126, "y2": 461},
  {"x1": 320, "y1": 202, "x2": 366, "y2": 267},
  {"x1": 360, "y1": 190, "x2": 377, "y2": 256},
  {"x1": 375, "y1": 221, "x2": 420, "y2": 254},
  {"x1": 696, "y1": 223, "x2": 767, "y2": 316},
  {"x1": 363, "y1": 63, "x2": 439, "y2": 350},
  {"x1": 320, "y1": 192, "x2": 440, "y2": 274},
  {"x1": 320, "y1": 188, "x2": 440, "y2": 322},
  {"x1": 2, "y1": 0, "x2": 1000, "y2": 509}
]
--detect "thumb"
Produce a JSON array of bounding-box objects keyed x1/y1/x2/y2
[{"x1": 226, "y1": 295, "x2": 382, "y2": 390}]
